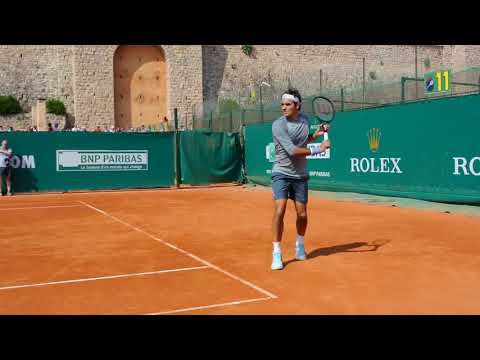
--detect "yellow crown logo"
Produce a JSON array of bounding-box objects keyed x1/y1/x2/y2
[{"x1": 367, "y1": 128, "x2": 381, "y2": 152}]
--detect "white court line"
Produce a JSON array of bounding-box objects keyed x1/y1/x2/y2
[
  {"x1": 145, "y1": 297, "x2": 272, "y2": 315},
  {"x1": 0, "y1": 205, "x2": 84, "y2": 211},
  {"x1": 78, "y1": 200, "x2": 278, "y2": 300},
  {"x1": 0, "y1": 266, "x2": 209, "y2": 291},
  {"x1": 9, "y1": 186, "x2": 240, "y2": 199}
]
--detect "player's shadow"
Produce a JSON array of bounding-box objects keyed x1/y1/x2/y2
[{"x1": 284, "y1": 240, "x2": 391, "y2": 267}]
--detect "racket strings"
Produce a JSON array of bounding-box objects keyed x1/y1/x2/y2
[{"x1": 313, "y1": 97, "x2": 335, "y2": 122}]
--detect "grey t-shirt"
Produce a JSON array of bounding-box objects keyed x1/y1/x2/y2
[{"x1": 272, "y1": 114, "x2": 310, "y2": 178}]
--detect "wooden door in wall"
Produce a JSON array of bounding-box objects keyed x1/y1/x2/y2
[{"x1": 114, "y1": 45, "x2": 167, "y2": 130}]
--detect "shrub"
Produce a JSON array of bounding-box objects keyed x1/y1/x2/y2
[
  {"x1": 46, "y1": 99, "x2": 66, "y2": 115},
  {"x1": 0, "y1": 96, "x2": 22, "y2": 115},
  {"x1": 241, "y1": 45, "x2": 254, "y2": 57},
  {"x1": 219, "y1": 98, "x2": 241, "y2": 113},
  {"x1": 424, "y1": 57, "x2": 431, "y2": 69}
]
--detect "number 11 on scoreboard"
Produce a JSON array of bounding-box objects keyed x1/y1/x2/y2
[
  {"x1": 435, "y1": 70, "x2": 449, "y2": 91},
  {"x1": 425, "y1": 69, "x2": 452, "y2": 94}
]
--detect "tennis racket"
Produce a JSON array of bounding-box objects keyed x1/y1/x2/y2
[{"x1": 311, "y1": 96, "x2": 335, "y2": 133}]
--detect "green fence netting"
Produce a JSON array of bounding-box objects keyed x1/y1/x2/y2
[{"x1": 179, "y1": 130, "x2": 243, "y2": 185}]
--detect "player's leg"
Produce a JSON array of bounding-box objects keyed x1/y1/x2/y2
[
  {"x1": 272, "y1": 198, "x2": 288, "y2": 245},
  {"x1": 271, "y1": 198, "x2": 288, "y2": 270},
  {"x1": 292, "y1": 179, "x2": 309, "y2": 260},
  {"x1": 271, "y1": 175, "x2": 290, "y2": 270},
  {"x1": 6, "y1": 169, "x2": 11, "y2": 196},
  {"x1": 0, "y1": 174, "x2": 3, "y2": 196},
  {"x1": 294, "y1": 201, "x2": 308, "y2": 236}
]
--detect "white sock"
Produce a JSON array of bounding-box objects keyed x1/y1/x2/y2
[
  {"x1": 273, "y1": 242, "x2": 281, "y2": 253},
  {"x1": 296, "y1": 235, "x2": 305, "y2": 247}
]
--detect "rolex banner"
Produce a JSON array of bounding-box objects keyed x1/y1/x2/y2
[{"x1": 244, "y1": 94, "x2": 480, "y2": 204}]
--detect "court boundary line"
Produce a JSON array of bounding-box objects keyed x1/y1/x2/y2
[
  {"x1": 0, "y1": 266, "x2": 209, "y2": 291},
  {"x1": 145, "y1": 297, "x2": 272, "y2": 315},
  {"x1": 0, "y1": 205, "x2": 84, "y2": 211},
  {"x1": 8, "y1": 185, "x2": 242, "y2": 199},
  {"x1": 78, "y1": 200, "x2": 278, "y2": 300}
]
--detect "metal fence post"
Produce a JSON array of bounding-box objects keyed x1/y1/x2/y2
[
  {"x1": 362, "y1": 57, "x2": 366, "y2": 109},
  {"x1": 174, "y1": 108, "x2": 180, "y2": 188},
  {"x1": 260, "y1": 86, "x2": 264, "y2": 122},
  {"x1": 401, "y1": 77, "x2": 406, "y2": 103},
  {"x1": 340, "y1": 87, "x2": 345, "y2": 112}
]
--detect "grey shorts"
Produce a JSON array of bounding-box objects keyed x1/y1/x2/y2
[
  {"x1": 271, "y1": 173, "x2": 308, "y2": 204},
  {"x1": 0, "y1": 167, "x2": 11, "y2": 177}
]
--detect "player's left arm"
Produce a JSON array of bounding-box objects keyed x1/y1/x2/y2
[{"x1": 307, "y1": 124, "x2": 330, "y2": 143}]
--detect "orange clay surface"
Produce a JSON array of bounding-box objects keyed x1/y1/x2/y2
[{"x1": 0, "y1": 185, "x2": 479, "y2": 314}]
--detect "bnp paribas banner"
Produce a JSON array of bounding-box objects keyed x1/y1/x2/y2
[
  {"x1": 56, "y1": 150, "x2": 149, "y2": 172},
  {"x1": 0, "y1": 132, "x2": 175, "y2": 193},
  {"x1": 244, "y1": 94, "x2": 480, "y2": 204}
]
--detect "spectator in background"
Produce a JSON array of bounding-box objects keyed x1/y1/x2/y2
[
  {"x1": 47, "y1": 122, "x2": 53, "y2": 132},
  {"x1": 0, "y1": 126, "x2": 4, "y2": 132},
  {"x1": 33, "y1": 125, "x2": 38, "y2": 132},
  {"x1": 53, "y1": 123, "x2": 60, "y2": 131},
  {"x1": 0, "y1": 139, "x2": 13, "y2": 196},
  {"x1": 7, "y1": 126, "x2": 13, "y2": 132},
  {"x1": 94, "y1": 126, "x2": 101, "y2": 132},
  {"x1": 140, "y1": 125, "x2": 147, "y2": 132}
]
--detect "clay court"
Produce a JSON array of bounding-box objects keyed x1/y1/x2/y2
[{"x1": 1, "y1": 185, "x2": 479, "y2": 315}]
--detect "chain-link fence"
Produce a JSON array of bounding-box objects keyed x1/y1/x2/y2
[{"x1": 184, "y1": 66, "x2": 480, "y2": 133}]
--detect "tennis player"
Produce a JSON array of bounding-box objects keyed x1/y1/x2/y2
[{"x1": 270, "y1": 88, "x2": 330, "y2": 270}]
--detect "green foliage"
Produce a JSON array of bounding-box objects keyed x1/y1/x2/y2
[
  {"x1": 424, "y1": 57, "x2": 431, "y2": 69},
  {"x1": 0, "y1": 96, "x2": 22, "y2": 115},
  {"x1": 46, "y1": 99, "x2": 66, "y2": 115},
  {"x1": 241, "y1": 45, "x2": 254, "y2": 57},
  {"x1": 219, "y1": 98, "x2": 241, "y2": 113}
]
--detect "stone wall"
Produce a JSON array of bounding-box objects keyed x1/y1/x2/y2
[
  {"x1": 0, "y1": 45, "x2": 74, "y2": 113},
  {"x1": 1, "y1": 45, "x2": 480, "y2": 130},
  {"x1": 202, "y1": 45, "x2": 448, "y2": 107},
  {"x1": 0, "y1": 113, "x2": 66, "y2": 131},
  {"x1": 0, "y1": 114, "x2": 31, "y2": 131}
]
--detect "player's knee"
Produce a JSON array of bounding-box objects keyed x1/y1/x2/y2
[
  {"x1": 274, "y1": 206, "x2": 286, "y2": 218},
  {"x1": 297, "y1": 211, "x2": 307, "y2": 221}
]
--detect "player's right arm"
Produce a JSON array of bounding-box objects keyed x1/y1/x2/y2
[{"x1": 273, "y1": 121, "x2": 329, "y2": 157}]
